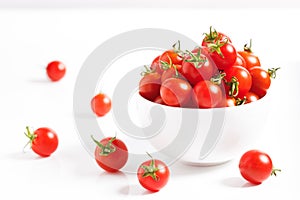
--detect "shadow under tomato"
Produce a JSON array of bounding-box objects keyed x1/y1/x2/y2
[
  {"x1": 221, "y1": 177, "x2": 258, "y2": 188},
  {"x1": 118, "y1": 184, "x2": 154, "y2": 196}
]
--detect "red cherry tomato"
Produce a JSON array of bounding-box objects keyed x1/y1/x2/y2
[
  {"x1": 159, "y1": 49, "x2": 183, "y2": 68},
  {"x1": 224, "y1": 65, "x2": 252, "y2": 98},
  {"x1": 160, "y1": 78, "x2": 192, "y2": 107},
  {"x1": 137, "y1": 156, "x2": 170, "y2": 192},
  {"x1": 245, "y1": 92, "x2": 259, "y2": 103},
  {"x1": 160, "y1": 65, "x2": 184, "y2": 83},
  {"x1": 150, "y1": 55, "x2": 164, "y2": 74},
  {"x1": 91, "y1": 93, "x2": 112, "y2": 117},
  {"x1": 92, "y1": 135, "x2": 128, "y2": 173},
  {"x1": 24, "y1": 126, "x2": 58, "y2": 157},
  {"x1": 239, "y1": 150, "x2": 280, "y2": 184},
  {"x1": 238, "y1": 40, "x2": 261, "y2": 70},
  {"x1": 208, "y1": 42, "x2": 237, "y2": 70},
  {"x1": 181, "y1": 47, "x2": 217, "y2": 86},
  {"x1": 46, "y1": 61, "x2": 66, "y2": 81},
  {"x1": 139, "y1": 71, "x2": 161, "y2": 101},
  {"x1": 234, "y1": 53, "x2": 247, "y2": 68},
  {"x1": 193, "y1": 80, "x2": 223, "y2": 108},
  {"x1": 202, "y1": 26, "x2": 232, "y2": 46},
  {"x1": 248, "y1": 66, "x2": 271, "y2": 98},
  {"x1": 153, "y1": 96, "x2": 165, "y2": 105}
]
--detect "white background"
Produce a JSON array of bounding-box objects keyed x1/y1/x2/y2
[{"x1": 1, "y1": 1, "x2": 300, "y2": 199}]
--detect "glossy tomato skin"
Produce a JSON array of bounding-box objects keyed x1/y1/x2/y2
[
  {"x1": 91, "y1": 93, "x2": 112, "y2": 117},
  {"x1": 209, "y1": 43, "x2": 237, "y2": 70},
  {"x1": 238, "y1": 51, "x2": 261, "y2": 70},
  {"x1": 150, "y1": 55, "x2": 164, "y2": 74},
  {"x1": 137, "y1": 159, "x2": 170, "y2": 192},
  {"x1": 160, "y1": 65, "x2": 184, "y2": 83},
  {"x1": 224, "y1": 65, "x2": 252, "y2": 98},
  {"x1": 32, "y1": 127, "x2": 59, "y2": 157},
  {"x1": 160, "y1": 78, "x2": 192, "y2": 107},
  {"x1": 234, "y1": 53, "x2": 247, "y2": 68},
  {"x1": 249, "y1": 66, "x2": 271, "y2": 98},
  {"x1": 46, "y1": 61, "x2": 66, "y2": 81},
  {"x1": 181, "y1": 48, "x2": 217, "y2": 86},
  {"x1": 94, "y1": 137, "x2": 128, "y2": 173},
  {"x1": 193, "y1": 80, "x2": 224, "y2": 108},
  {"x1": 245, "y1": 92, "x2": 259, "y2": 104},
  {"x1": 239, "y1": 150, "x2": 273, "y2": 184},
  {"x1": 139, "y1": 72, "x2": 161, "y2": 101},
  {"x1": 159, "y1": 50, "x2": 183, "y2": 67}
]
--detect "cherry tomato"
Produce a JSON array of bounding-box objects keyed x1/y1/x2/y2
[
  {"x1": 150, "y1": 55, "x2": 164, "y2": 74},
  {"x1": 160, "y1": 65, "x2": 184, "y2": 83},
  {"x1": 91, "y1": 135, "x2": 128, "y2": 173},
  {"x1": 248, "y1": 66, "x2": 271, "y2": 98},
  {"x1": 224, "y1": 65, "x2": 252, "y2": 98},
  {"x1": 137, "y1": 155, "x2": 170, "y2": 192},
  {"x1": 91, "y1": 93, "x2": 112, "y2": 117},
  {"x1": 245, "y1": 92, "x2": 259, "y2": 103},
  {"x1": 24, "y1": 126, "x2": 58, "y2": 157},
  {"x1": 159, "y1": 49, "x2": 183, "y2": 68},
  {"x1": 202, "y1": 26, "x2": 232, "y2": 47},
  {"x1": 46, "y1": 61, "x2": 66, "y2": 81},
  {"x1": 234, "y1": 53, "x2": 247, "y2": 68},
  {"x1": 238, "y1": 40, "x2": 261, "y2": 70},
  {"x1": 208, "y1": 42, "x2": 237, "y2": 70},
  {"x1": 239, "y1": 150, "x2": 280, "y2": 184},
  {"x1": 160, "y1": 78, "x2": 192, "y2": 107},
  {"x1": 139, "y1": 71, "x2": 161, "y2": 101},
  {"x1": 181, "y1": 47, "x2": 217, "y2": 86},
  {"x1": 193, "y1": 80, "x2": 223, "y2": 108}
]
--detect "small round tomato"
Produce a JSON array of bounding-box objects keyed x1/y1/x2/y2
[
  {"x1": 24, "y1": 126, "x2": 58, "y2": 157},
  {"x1": 153, "y1": 96, "x2": 165, "y2": 105},
  {"x1": 46, "y1": 61, "x2": 66, "y2": 81},
  {"x1": 160, "y1": 65, "x2": 184, "y2": 83},
  {"x1": 238, "y1": 40, "x2": 261, "y2": 70},
  {"x1": 91, "y1": 135, "x2": 128, "y2": 173},
  {"x1": 208, "y1": 42, "x2": 237, "y2": 70},
  {"x1": 248, "y1": 66, "x2": 271, "y2": 98},
  {"x1": 150, "y1": 55, "x2": 164, "y2": 74},
  {"x1": 239, "y1": 150, "x2": 280, "y2": 184},
  {"x1": 160, "y1": 78, "x2": 192, "y2": 107},
  {"x1": 202, "y1": 26, "x2": 232, "y2": 46},
  {"x1": 245, "y1": 92, "x2": 259, "y2": 103},
  {"x1": 137, "y1": 156, "x2": 170, "y2": 192},
  {"x1": 234, "y1": 53, "x2": 247, "y2": 68},
  {"x1": 139, "y1": 71, "x2": 161, "y2": 101},
  {"x1": 181, "y1": 48, "x2": 217, "y2": 86},
  {"x1": 159, "y1": 49, "x2": 183, "y2": 68},
  {"x1": 91, "y1": 93, "x2": 112, "y2": 117},
  {"x1": 224, "y1": 65, "x2": 252, "y2": 98},
  {"x1": 193, "y1": 80, "x2": 223, "y2": 108}
]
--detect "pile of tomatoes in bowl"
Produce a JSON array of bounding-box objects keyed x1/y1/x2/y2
[{"x1": 139, "y1": 26, "x2": 279, "y2": 109}]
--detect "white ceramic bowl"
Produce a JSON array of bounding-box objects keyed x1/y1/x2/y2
[{"x1": 133, "y1": 91, "x2": 271, "y2": 166}]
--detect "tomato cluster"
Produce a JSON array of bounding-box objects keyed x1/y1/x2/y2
[{"x1": 139, "y1": 27, "x2": 279, "y2": 108}]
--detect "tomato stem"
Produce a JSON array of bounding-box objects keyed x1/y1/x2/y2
[
  {"x1": 210, "y1": 72, "x2": 226, "y2": 85},
  {"x1": 141, "y1": 152, "x2": 159, "y2": 181},
  {"x1": 91, "y1": 135, "x2": 116, "y2": 156},
  {"x1": 23, "y1": 126, "x2": 36, "y2": 151},
  {"x1": 184, "y1": 48, "x2": 207, "y2": 68},
  {"x1": 227, "y1": 76, "x2": 239, "y2": 97},
  {"x1": 243, "y1": 39, "x2": 253, "y2": 53},
  {"x1": 268, "y1": 67, "x2": 280, "y2": 79},
  {"x1": 140, "y1": 65, "x2": 154, "y2": 76},
  {"x1": 235, "y1": 96, "x2": 247, "y2": 106},
  {"x1": 271, "y1": 168, "x2": 281, "y2": 176}
]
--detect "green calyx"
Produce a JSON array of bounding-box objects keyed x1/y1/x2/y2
[
  {"x1": 268, "y1": 67, "x2": 280, "y2": 79},
  {"x1": 91, "y1": 135, "x2": 116, "y2": 156},
  {"x1": 141, "y1": 153, "x2": 159, "y2": 181},
  {"x1": 185, "y1": 48, "x2": 207, "y2": 69},
  {"x1": 203, "y1": 26, "x2": 219, "y2": 43},
  {"x1": 271, "y1": 168, "x2": 282, "y2": 176},
  {"x1": 243, "y1": 39, "x2": 253, "y2": 53},
  {"x1": 227, "y1": 76, "x2": 239, "y2": 97},
  {"x1": 23, "y1": 126, "x2": 36, "y2": 150},
  {"x1": 140, "y1": 65, "x2": 155, "y2": 76}
]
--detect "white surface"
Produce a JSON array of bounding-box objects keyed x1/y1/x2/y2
[{"x1": 0, "y1": 7, "x2": 300, "y2": 200}]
